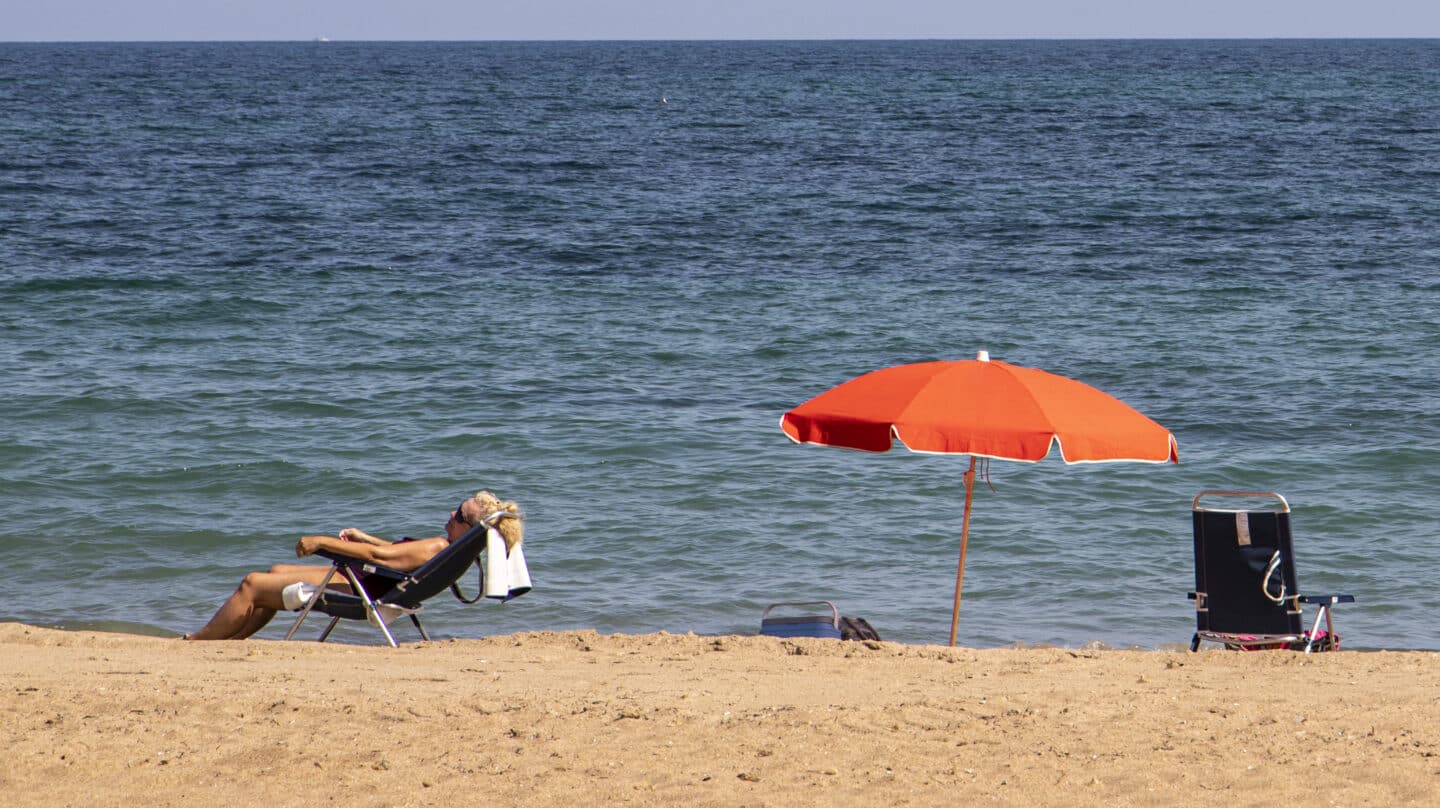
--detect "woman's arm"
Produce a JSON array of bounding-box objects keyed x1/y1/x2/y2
[
  {"x1": 337, "y1": 528, "x2": 389, "y2": 545},
  {"x1": 296, "y1": 535, "x2": 449, "y2": 571}
]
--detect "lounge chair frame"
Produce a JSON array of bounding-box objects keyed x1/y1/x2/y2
[
  {"x1": 283, "y1": 511, "x2": 511, "y2": 647},
  {"x1": 1189, "y1": 490, "x2": 1353, "y2": 654}
]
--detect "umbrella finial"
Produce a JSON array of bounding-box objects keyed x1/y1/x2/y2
[{"x1": 976, "y1": 350, "x2": 990, "y2": 362}]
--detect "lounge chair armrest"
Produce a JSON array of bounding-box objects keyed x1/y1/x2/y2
[
  {"x1": 314, "y1": 549, "x2": 409, "y2": 580},
  {"x1": 1299, "y1": 594, "x2": 1355, "y2": 605}
]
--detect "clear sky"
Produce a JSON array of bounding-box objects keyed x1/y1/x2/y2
[{"x1": 7, "y1": 0, "x2": 1440, "y2": 42}]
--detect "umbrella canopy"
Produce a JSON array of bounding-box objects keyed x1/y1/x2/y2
[{"x1": 780, "y1": 351, "x2": 1178, "y2": 645}]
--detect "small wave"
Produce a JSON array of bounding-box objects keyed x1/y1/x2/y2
[{"x1": 1, "y1": 273, "x2": 190, "y2": 294}]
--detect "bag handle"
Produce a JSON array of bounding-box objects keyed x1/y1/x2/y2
[
  {"x1": 1262, "y1": 550, "x2": 1287, "y2": 603},
  {"x1": 451, "y1": 559, "x2": 485, "y2": 604}
]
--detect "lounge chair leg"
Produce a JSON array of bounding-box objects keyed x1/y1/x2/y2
[
  {"x1": 285, "y1": 610, "x2": 310, "y2": 641},
  {"x1": 285, "y1": 565, "x2": 340, "y2": 641},
  {"x1": 1304, "y1": 606, "x2": 1329, "y2": 654},
  {"x1": 317, "y1": 617, "x2": 341, "y2": 643},
  {"x1": 377, "y1": 620, "x2": 398, "y2": 647},
  {"x1": 338, "y1": 566, "x2": 400, "y2": 647},
  {"x1": 411, "y1": 614, "x2": 431, "y2": 642}
]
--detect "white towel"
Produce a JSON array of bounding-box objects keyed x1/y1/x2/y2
[
  {"x1": 483, "y1": 526, "x2": 532, "y2": 601},
  {"x1": 281, "y1": 581, "x2": 320, "y2": 611},
  {"x1": 367, "y1": 602, "x2": 420, "y2": 628},
  {"x1": 506, "y1": 543, "x2": 532, "y2": 598}
]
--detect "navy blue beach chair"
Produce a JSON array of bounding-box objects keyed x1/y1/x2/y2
[
  {"x1": 1188, "y1": 490, "x2": 1353, "y2": 653},
  {"x1": 283, "y1": 510, "x2": 515, "y2": 647}
]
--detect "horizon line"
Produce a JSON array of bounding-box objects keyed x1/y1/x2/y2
[{"x1": 5, "y1": 35, "x2": 1440, "y2": 45}]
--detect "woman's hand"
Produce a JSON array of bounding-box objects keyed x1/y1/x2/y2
[{"x1": 295, "y1": 535, "x2": 328, "y2": 557}]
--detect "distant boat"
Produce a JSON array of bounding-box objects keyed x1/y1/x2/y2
[{"x1": 314, "y1": 36, "x2": 330, "y2": 43}]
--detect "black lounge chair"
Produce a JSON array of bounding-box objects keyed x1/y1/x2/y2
[
  {"x1": 1188, "y1": 490, "x2": 1354, "y2": 653},
  {"x1": 283, "y1": 511, "x2": 517, "y2": 647}
]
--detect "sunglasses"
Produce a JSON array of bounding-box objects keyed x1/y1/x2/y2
[{"x1": 452, "y1": 502, "x2": 473, "y2": 527}]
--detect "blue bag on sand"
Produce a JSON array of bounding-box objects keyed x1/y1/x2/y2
[{"x1": 759, "y1": 601, "x2": 882, "y2": 641}]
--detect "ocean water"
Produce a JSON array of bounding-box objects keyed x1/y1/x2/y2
[{"x1": 2, "y1": 39, "x2": 1439, "y2": 649}]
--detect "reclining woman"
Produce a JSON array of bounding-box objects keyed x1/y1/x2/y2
[{"x1": 185, "y1": 491, "x2": 522, "y2": 641}]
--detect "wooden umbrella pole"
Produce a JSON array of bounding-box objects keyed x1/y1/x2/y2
[{"x1": 949, "y1": 455, "x2": 978, "y2": 647}]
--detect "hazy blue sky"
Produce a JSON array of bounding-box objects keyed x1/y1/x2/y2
[{"x1": 8, "y1": 0, "x2": 1440, "y2": 42}]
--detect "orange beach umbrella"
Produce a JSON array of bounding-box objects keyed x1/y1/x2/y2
[{"x1": 780, "y1": 351, "x2": 1178, "y2": 646}]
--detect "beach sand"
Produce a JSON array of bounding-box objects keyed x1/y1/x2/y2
[{"x1": 3, "y1": 623, "x2": 1437, "y2": 806}]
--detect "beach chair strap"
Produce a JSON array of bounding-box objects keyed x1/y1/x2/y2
[
  {"x1": 450, "y1": 560, "x2": 485, "y2": 605},
  {"x1": 1262, "y1": 550, "x2": 1287, "y2": 603}
]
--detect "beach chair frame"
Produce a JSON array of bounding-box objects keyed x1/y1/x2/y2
[
  {"x1": 1188, "y1": 490, "x2": 1354, "y2": 653},
  {"x1": 283, "y1": 512, "x2": 507, "y2": 647}
]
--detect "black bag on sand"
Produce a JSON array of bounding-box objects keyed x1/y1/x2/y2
[{"x1": 839, "y1": 616, "x2": 881, "y2": 641}]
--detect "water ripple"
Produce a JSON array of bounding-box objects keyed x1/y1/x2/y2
[{"x1": 1, "y1": 40, "x2": 1438, "y2": 649}]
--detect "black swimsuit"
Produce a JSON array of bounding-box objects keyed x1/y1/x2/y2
[{"x1": 353, "y1": 537, "x2": 418, "y2": 598}]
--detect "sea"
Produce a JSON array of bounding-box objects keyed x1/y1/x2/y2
[{"x1": 2, "y1": 39, "x2": 1438, "y2": 649}]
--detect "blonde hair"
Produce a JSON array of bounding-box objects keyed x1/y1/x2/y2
[{"x1": 465, "y1": 490, "x2": 523, "y2": 552}]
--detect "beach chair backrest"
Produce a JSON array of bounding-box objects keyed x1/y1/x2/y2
[
  {"x1": 1193, "y1": 507, "x2": 1303, "y2": 636},
  {"x1": 381, "y1": 521, "x2": 491, "y2": 608}
]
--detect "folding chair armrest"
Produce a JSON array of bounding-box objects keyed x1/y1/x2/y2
[
  {"x1": 313, "y1": 550, "x2": 409, "y2": 580},
  {"x1": 1299, "y1": 594, "x2": 1355, "y2": 605}
]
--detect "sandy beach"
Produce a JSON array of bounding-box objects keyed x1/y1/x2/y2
[{"x1": 3, "y1": 623, "x2": 1437, "y2": 806}]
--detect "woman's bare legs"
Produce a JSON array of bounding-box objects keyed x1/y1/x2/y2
[{"x1": 186, "y1": 565, "x2": 342, "y2": 641}]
